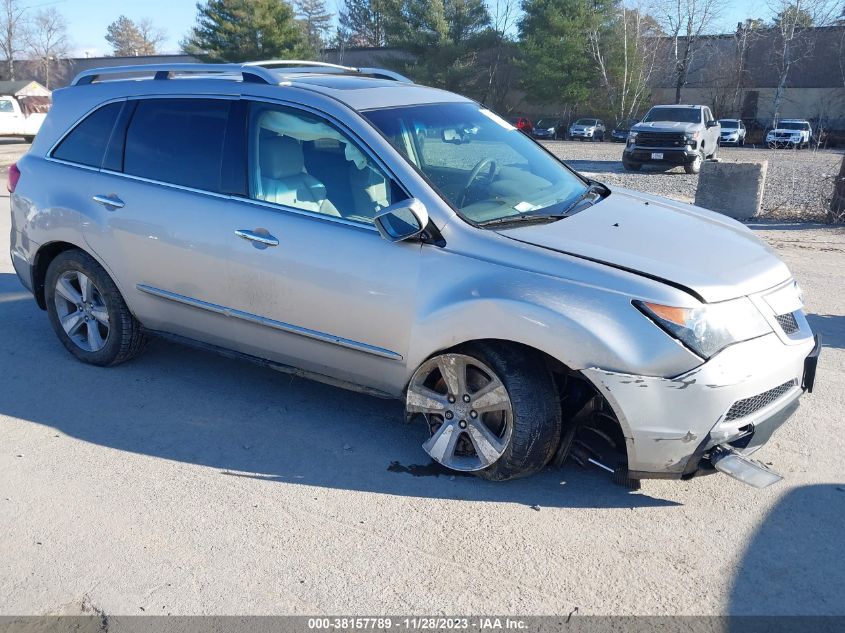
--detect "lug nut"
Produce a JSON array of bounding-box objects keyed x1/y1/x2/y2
[
  {"x1": 470, "y1": 410, "x2": 478, "y2": 419},
  {"x1": 459, "y1": 420, "x2": 467, "y2": 429},
  {"x1": 447, "y1": 395, "x2": 456, "y2": 403},
  {"x1": 444, "y1": 411, "x2": 453, "y2": 420},
  {"x1": 462, "y1": 394, "x2": 471, "y2": 403}
]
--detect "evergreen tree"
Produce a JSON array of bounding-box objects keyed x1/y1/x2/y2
[
  {"x1": 518, "y1": 0, "x2": 594, "y2": 106},
  {"x1": 338, "y1": 0, "x2": 396, "y2": 47},
  {"x1": 183, "y1": 0, "x2": 310, "y2": 62},
  {"x1": 295, "y1": 0, "x2": 333, "y2": 53}
]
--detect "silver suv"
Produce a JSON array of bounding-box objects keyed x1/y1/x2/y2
[{"x1": 9, "y1": 62, "x2": 821, "y2": 486}]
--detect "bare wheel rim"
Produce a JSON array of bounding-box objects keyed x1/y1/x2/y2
[
  {"x1": 406, "y1": 353, "x2": 513, "y2": 472},
  {"x1": 53, "y1": 270, "x2": 110, "y2": 352}
]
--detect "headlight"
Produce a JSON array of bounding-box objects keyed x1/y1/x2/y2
[
  {"x1": 628, "y1": 131, "x2": 638, "y2": 141},
  {"x1": 684, "y1": 131, "x2": 701, "y2": 142},
  {"x1": 547, "y1": 127, "x2": 555, "y2": 133},
  {"x1": 634, "y1": 298, "x2": 771, "y2": 359}
]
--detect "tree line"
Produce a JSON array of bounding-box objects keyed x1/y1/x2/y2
[
  {"x1": 0, "y1": 0, "x2": 841, "y2": 122},
  {"x1": 179, "y1": 0, "x2": 842, "y2": 123}
]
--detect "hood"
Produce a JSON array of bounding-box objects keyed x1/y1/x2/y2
[
  {"x1": 632, "y1": 121, "x2": 700, "y2": 134},
  {"x1": 769, "y1": 128, "x2": 804, "y2": 134},
  {"x1": 496, "y1": 187, "x2": 790, "y2": 303}
]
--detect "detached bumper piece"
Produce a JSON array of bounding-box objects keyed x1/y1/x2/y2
[
  {"x1": 711, "y1": 446, "x2": 783, "y2": 488},
  {"x1": 803, "y1": 334, "x2": 822, "y2": 393}
]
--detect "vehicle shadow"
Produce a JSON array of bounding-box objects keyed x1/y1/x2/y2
[
  {"x1": 806, "y1": 313, "x2": 845, "y2": 350},
  {"x1": 0, "y1": 273, "x2": 678, "y2": 509},
  {"x1": 728, "y1": 484, "x2": 845, "y2": 616}
]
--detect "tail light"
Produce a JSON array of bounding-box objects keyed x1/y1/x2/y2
[{"x1": 7, "y1": 162, "x2": 20, "y2": 193}]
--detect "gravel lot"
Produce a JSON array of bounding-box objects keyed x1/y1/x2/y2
[
  {"x1": 0, "y1": 146, "x2": 844, "y2": 619},
  {"x1": 543, "y1": 140, "x2": 843, "y2": 222}
]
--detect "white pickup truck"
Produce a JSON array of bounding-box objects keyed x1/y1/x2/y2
[{"x1": 0, "y1": 94, "x2": 49, "y2": 143}]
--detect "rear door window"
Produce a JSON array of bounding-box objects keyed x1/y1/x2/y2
[
  {"x1": 123, "y1": 98, "x2": 232, "y2": 192},
  {"x1": 52, "y1": 102, "x2": 123, "y2": 168}
]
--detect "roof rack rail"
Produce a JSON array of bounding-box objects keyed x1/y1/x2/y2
[
  {"x1": 244, "y1": 60, "x2": 357, "y2": 72},
  {"x1": 246, "y1": 59, "x2": 413, "y2": 84},
  {"x1": 71, "y1": 63, "x2": 280, "y2": 87}
]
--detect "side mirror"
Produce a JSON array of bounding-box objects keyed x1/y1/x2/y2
[
  {"x1": 706, "y1": 120, "x2": 719, "y2": 128},
  {"x1": 374, "y1": 198, "x2": 429, "y2": 243}
]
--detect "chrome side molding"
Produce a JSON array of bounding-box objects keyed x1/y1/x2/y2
[{"x1": 136, "y1": 284, "x2": 403, "y2": 361}]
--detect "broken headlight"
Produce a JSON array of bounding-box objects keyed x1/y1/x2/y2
[{"x1": 634, "y1": 298, "x2": 772, "y2": 359}]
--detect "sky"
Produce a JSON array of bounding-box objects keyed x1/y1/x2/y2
[{"x1": 47, "y1": 0, "x2": 767, "y2": 58}]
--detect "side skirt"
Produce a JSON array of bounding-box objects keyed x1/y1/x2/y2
[{"x1": 143, "y1": 328, "x2": 397, "y2": 400}]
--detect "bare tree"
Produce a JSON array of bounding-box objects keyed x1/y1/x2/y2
[
  {"x1": 136, "y1": 18, "x2": 167, "y2": 54},
  {"x1": 656, "y1": 0, "x2": 725, "y2": 103},
  {"x1": 587, "y1": 0, "x2": 662, "y2": 123},
  {"x1": 106, "y1": 15, "x2": 166, "y2": 56},
  {"x1": 0, "y1": 0, "x2": 28, "y2": 80},
  {"x1": 26, "y1": 7, "x2": 69, "y2": 88},
  {"x1": 479, "y1": 0, "x2": 519, "y2": 106},
  {"x1": 767, "y1": 0, "x2": 839, "y2": 123}
]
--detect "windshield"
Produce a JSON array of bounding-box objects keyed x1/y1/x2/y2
[
  {"x1": 574, "y1": 119, "x2": 595, "y2": 126},
  {"x1": 364, "y1": 102, "x2": 589, "y2": 225},
  {"x1": 719, "y1": 120, "x2": 738, "y2": 129},
  {"x1": 536, "y1": 119, "x2": 557, "y2": 128},
  {"x1": 642, "y1": 108, "x2": 701, "y2": 124},
  {"x1": 779, "y1": 122, "x2": 809, "y2": 130}
]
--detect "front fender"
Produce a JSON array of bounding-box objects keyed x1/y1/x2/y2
[{"x1": 404, "y1": 248, "x2": 703, "y2": 388}]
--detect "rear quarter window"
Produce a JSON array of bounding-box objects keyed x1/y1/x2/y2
[
  {"x1": 51, "y1": 102, "x2": 123, "y2": 168},
  {"x1": 123, "y1": 98, "x2": 232, "y2": 192}
]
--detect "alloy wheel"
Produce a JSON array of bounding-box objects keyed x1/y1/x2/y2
[
  {"x1": 406, "y1": 354, "x2": 513, "y2": 472},
  {"x1": 53, "y1": 270, "x2": 110, "y2": 352}
]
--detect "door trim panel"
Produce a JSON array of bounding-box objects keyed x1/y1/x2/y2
[{"x1": 136, "y1": 283, "x2": 403, "y2": 361}]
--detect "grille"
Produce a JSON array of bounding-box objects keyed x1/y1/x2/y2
[
  {"x1": 725, "y1": 380, "x2": 796, "y2": 421},
  {"x1": 636, "y1": 133, "x2": 687, "y2": 148},
  {"x1": 775, "y1": 312, "x2": 800, "y2": 335}
]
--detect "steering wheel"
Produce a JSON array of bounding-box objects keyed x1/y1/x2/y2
[{"x1": 457, "y1": 158, "x2": 499, "y2": 208}]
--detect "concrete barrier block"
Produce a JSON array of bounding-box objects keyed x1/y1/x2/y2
[{"x1": 694, "y1": 160, "x2": 768, "y2": 220}]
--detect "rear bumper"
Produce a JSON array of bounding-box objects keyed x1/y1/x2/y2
[
  {"x1": 623, "y1": 147, "x2": 698, "y2": 164},
  {"x1": 10, "y1": 229, "x2": 34, "y2": 293},
  {"x1": 582, "y1": 332, "x2": 819, "y2": 479}
]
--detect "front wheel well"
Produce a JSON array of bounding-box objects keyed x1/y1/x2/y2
[
  {"x1": 32, "y1": 241, "x2": 81, "y2": 310},
  {"x1": 413, "y1": 339, "x2": 628, "y2": 469}
]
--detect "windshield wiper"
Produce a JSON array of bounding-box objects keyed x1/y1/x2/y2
[
  {"x1": 477, "y1": 212, "x2": 570, "y2": 227},
  {"x1": 476, "y1": 182, "x2": 609, "y2": 228},
  {"x1": 560, "y1": 182, "x2": 607, "y2": 215}
]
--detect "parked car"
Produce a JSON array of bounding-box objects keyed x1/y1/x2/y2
[
  {"x1": 0, "y1": 93, "x2": 50, "y2": 143},
  {"x1": 507, "y1": 116, "x2": 533, "y2": 135},
  {"x1": 624, "y1": 104, "x2": 720, "y2": 174},
  {"x1": 532, "y1": 118, "x2": 565, "y2": 140},
  {"x1": 568, "y1": 118, "x2": 606, "y2": 141},
  {"x1": 719, "y1": 119, "x2": 746, "y2": 146},
  {"x1": 610, "y1": 119, "x2": 638, "y2": 142},
  {"x1": 9, "y1": 62, "x2": 820, "y2": 488},
  {"x1": 766, "y1": 119, "x2": 813, "y2": 149}
]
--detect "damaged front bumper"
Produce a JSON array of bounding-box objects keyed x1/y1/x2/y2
[{"x1": 582, "y1": 332, "x2": 820, "y2": 481}]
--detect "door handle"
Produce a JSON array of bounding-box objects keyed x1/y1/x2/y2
[
  {"x1": 235, "y1": 229, "x2": 279, "y2": 247},
  {"x1": 92, "y1": 194, "x2": 125, "y2": 209}
]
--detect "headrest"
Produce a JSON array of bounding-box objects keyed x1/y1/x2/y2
[{"x1": 260, "y1": 135, "x2": 304, "y2": 179}]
